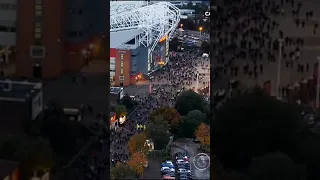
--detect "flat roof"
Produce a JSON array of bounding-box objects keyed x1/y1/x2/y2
[
  {"x1": 0, "y1": 78, "x2": 42, "y2": 102},
  {"x1": 110, "y1": 87, "x2": 123, "y2": 94}
]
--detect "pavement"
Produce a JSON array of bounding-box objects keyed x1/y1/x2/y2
[
  {"x1": 142, "y1": 157, "x2": 162, "y2": 179},
  {"x1": 214, "y1": 4, "x2": 320, "y2": 96}
]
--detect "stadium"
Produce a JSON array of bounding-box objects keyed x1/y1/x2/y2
[{"x1": 110, "y1": 1, "x2": 180, "y2": 86}]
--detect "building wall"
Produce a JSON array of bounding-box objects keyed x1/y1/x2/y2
[
  {"x1": 16, "y1": 0, "x2": 64, "y2": 79},
  {"x1": 115, "y1": 49, "x2": 131, "y2": 86},
  {"x1": 16, "y1": 0, "x2": 107, "y2": 79},
  {"x1": 15, "y1": 0, "x2": 34, "y2": 77},
  {"x1": 130, "y1": 46, "x2": 148, "y2": 74},
  {"x1": 42, "y1": 0, "x2": 64, "y2": 79},
  {"x1": 0, "y1": 0, "x2": 17, "y2": 47}
]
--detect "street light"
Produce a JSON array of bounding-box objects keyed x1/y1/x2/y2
[
  {"x1": 199, "y1": 27, "x2": 203, "y2": 37},
  {"x1": 180, "y1": 24, "x2": 183, "y2": 28},
  {"x1": 276, "y1": 38, "x2": 283, "y2": 98},
  {"x1": 316, "y1": 56, "x2": 320, "y2": 109}
]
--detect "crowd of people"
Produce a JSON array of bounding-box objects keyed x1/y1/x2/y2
[
  {"x1": 110, "y1": 48, "x2": 209, "y2": 167},
  {"x1": 213, "y1": 0, "x2": 317, "y2": 99}
]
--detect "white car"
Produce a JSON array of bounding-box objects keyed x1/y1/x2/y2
[
  {"x1": 165, "y1": 161, "x2": 174, "y2": 166},
  {"x1": 161, "y1": 167, "x2": 170, "y2": 172}
]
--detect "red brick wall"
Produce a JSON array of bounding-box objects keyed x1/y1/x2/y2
[
  {"x1": 15, "y1": 0, "x2": 35, "y2": 77},
  {"x1": 42, "y1": 0, "x2": 64, "y2": 79},
  {"x1": 115, "y1": 49, "x2": 131, "y2": 86}
]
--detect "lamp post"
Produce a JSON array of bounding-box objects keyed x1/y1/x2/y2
[
  {"x1": 276, "y1": 38, "x2": 283, "y2": 98},
  {"x1": 180, "y1": 24, "x2": 183, "y2": 29},
  {"x1": 316, "y1": 56, "x2": 320, "y2": 109},
  {"x1": 199, "y1": 26, "x2": 203, "y2": 37}
]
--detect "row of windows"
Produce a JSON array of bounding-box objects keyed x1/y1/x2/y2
[
  {"x1": 68, "y1": 31, "x2": 83, "y2": 37},
  {"x1": 35, "y1": 5, "x2": 42, "y2": 16},
  {"x1": 0, "y1": 3, "x2": 17, "y2": 10},
  {"x1": 0, "y1": 26, "x2": 15, "y2": 32},
  {"x1": 69, "y1": 8, "x2": 83, "y2": 14}
]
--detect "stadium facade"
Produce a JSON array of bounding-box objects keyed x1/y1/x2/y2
[{"x1": 110, "y1": 1, "x2": 180, "y2": 86}]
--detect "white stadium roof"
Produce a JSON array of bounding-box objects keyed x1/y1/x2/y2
[
  {"x1": 110, "y1": 29, "x2": 144, "y2": 48},
  {"x1": 110, "y1": 1, "x2": 180, "y2": 56}
]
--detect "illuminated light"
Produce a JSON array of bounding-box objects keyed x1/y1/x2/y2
[
  {"x1": 159, "y1": 34, "x2": 168, "y2": 43},
  {"x1": 119, "y1": 116, "x2": 126, "y2": 124},
  {"x1": 199, "y1": 27, "x2": 203, "y2": 31}
]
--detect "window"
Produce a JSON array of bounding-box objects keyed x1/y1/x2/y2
[
  {"x1": 119, "y1": 76, "x2": 124, "y2": 81},
  {"x1": 35, "y1": 0, "x2": 42, "y2": 4},
  {"x1": 11, "y1": 4, "x2": 16, "y2": 10},
  {"x1": 35, "y1": 23, "x2": 41, "y2": 27},
  {"x1": 30, "y1": 45, "x2": 45, "y2": 58},
  {"x1": 35, "y1": 5, "x2": 42, "y2": 10},
  {"x1": 35, "y1": 28, "x2": 41, "y2": 33},
  {"x1": 0, "y1": 26, "x2": 7, "y2": 32},
  {"x1": 120, "y1": 68, "x2": 123, "y2": 74},
  {"x1": 34, "y1": 33, "x2": 41, "y2": 39},
  {"x1": 35, "y1": 10, "x2": 42, "y2": 16},
  {"x1": 120, "y1": 61, "x2": 124, "y2": 67},
  {"x1": 10, "y1": 27, "x2": 16, "y2": 32},
  {"x1": 68, "y1": 31, "x2": 77, "y2": 37}
]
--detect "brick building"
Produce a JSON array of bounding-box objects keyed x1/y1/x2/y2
[{"x1": 15, "y1": 0, "x2": 108, "y2": 79}]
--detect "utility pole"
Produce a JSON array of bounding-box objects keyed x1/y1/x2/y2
[
  {"x1": 316, "y1": 56, "x2": 320, "y2": 109},
  {"x1": 276, "y1": 39, "x2": 283, "y2": 98}
]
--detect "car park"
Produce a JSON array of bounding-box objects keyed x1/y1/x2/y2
[{"x1": 177, "y1": 168, "x2": 187, "y2": 173}]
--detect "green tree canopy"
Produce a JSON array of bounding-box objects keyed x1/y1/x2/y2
[
  {"x1": 110, "y1": 163, "x2": 137, "y2": 179},
  {"x1": 115, "y1": 104, "x2": 127, "y2": 118},
  {"x1": 121, "y1": 94, "x2": 136, "y2": 110},
  {"x1": 146, "y1": 115, "x2": 171, "y2": 150},
  {"x1": 213, "y1": 87, "x2": 301, "y2": 169},
  {"x1": 149, "y1": 107, "x2": 181, "y2": 133},
  {"x1": 175, "y1": 90, "x2": 205, "y2": 115},
  {"x1": 248, "y1": 152, "x2": 306, "y2": 180},
  {"x1": 178, "y1": 115, "x2": 201, "y2": 138},
  {"x1": 30, "y1": 104, "x2": 92, "y2": 159}
]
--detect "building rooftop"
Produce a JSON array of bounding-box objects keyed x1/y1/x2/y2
[
  {"x1": 110, "y1": 87, "x2": 123, "y2": 94},
  {"x1": 0, "y1": 159, "x2": 19, "y2": 179},
  {"x1": 0, "y1": 78, "x2": 42, "y2": 102}
]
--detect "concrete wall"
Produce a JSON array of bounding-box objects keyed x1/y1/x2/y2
[{"x1": 131, "y1": 46, "x2": 148, "y2": 74}]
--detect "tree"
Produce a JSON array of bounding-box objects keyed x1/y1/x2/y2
[
  {"x1": 146, "y1": 115, "x2": 171, "y2": 150},
  {"x1": 121, "y1": 94, "x2": 135, "y2": 110},
  {"x1": 149, "y1": 107, "x2": 181, "y2": 133},
  {"x1": 195, "y1": 123, "x2": 210, "y2": 147},
  {"x1": 178, "y1": 115, "x2": 201, "y2": 138},
  {"x1": 128, "y1": 152, "x2": 148, "y2": 176},
  {"x1": 128, "y1": 133, "x2": 148, "y2": 154},
  {"x1": 175, "y1": 90, "x2": 205, "y2": 115},
  {"x1": 0, "y1": 135, "x2": 54, "y2": 179},
  {"x1": 213, "y1": 87, "x2": 301, "y2": 169},
  {"x1": 115, "y1": 105, "x2": 127, "y2": 118},
  {"x1": 248, "y1": 152, "x2": 306, "y2": 180},
  {"x1": 110, "y1": 163, "x2": 137, "y2": 179},
  {"x1": 31, "y1": 103, "x2": 92, "y2": 159}
]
